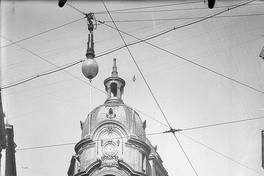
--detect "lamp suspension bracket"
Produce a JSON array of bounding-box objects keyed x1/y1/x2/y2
[
  {"x1": 85, "y1": 13, "x2": 97, "y2": 59},
  {"x1": 81, "y1": 13, "x2": 99, "y2": 81}
]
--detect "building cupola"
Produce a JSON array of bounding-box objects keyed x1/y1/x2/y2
[
  {"x1": 69, "y1": 57, "x2": 168, "y2": 176},
  {"x1": 104, "y1": 58, "x2": 125, "y2": 104}
]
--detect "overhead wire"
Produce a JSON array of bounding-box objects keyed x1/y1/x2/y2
[
  {"x1": 2, "y1": 0, "x2": 261, "y2": 96},
  {"x1": 4, "y1": 1, "x2": 262, "y2": 175},
  {"x1": 3, "y1": 3, "x2": 260, "y2": 172},
  {"x1": 0, "y1": 47, "x2": 119, "y2": 90},
  {"x1": 98, "y1": 1, "x2": 260, "y2": 175},
  {"x1": 179, "y1": 116, "x2": 264, "y2": 131},
  {"x1": 16, "y1": 142, "x2": 77, "y2": 151},
  {"x1": 95, "y1": 1, "x2": 261, "y2": 14},
  {"x1": 133, "y1": 108, "x2": 169, "y2": 128},
  {"x1": 10, "y1": 26, "x2": 263, "y2": 168},
  {"x1": 171, "y1": 133, "x2": 199, "y2": 176},
  {"x1": 15, "y1": 122, "x2": 264, "y2": 175},
  {"x1": 101, "y1": 23, "x2": 264, "y2": 95},
  {"x1": 0, "y1": 17, "x2": 86, "y2": 49},
  {"x1": 16, "y1": 131, "x2": 167, "y2": 151},
  {"x1": 178, "y1": 132, "x2": 264, "y2": 175},
  {"x1": 106, "y1": 0, "x2": 258, "y2": 48},
  {"x1": 94, "y1": 10, "x2": 264, "y2": 57},
  {"x1": 66, "y1": 2, "x2": 86, "y2": 15},
  {"x1": 0, "y1": 36, "x2": 105, "y2": 94},
  {"x1": 102, "y1": 13, "x2": 264, "y2": 23},
  {"x1": 1, "y1": 1, "x2": 262, "y2": 49},
  {"x1": 101, "y1": 1, "x2": 199, "y2": 176},
  {"x1": 97, "y1": 3, "x2": 261, "y2": 14},
  {"x1": 81, "y1": 12, "x2": 264, "y2": 56},
  {"x1": 101, "y1": 0, "x2": 172, "y2": 129},
  {"x1": 98, "y1": 0, "x2": 264, "y2": 95},
  {"x1": 97, "y1": 0, "x2": 259, "y2": 54},
  {"x1": 95, "y1": 1, "x2": 203, "y2": 14},
  {"x1": 0, "y1": 35, "x2": 167, "y2": 128},
  {"x1": 2, "y1": 0, "x2": 262, "y2": 140},
  {"x1": 1, "y1": 58, "x2": 84, "y2": 89},
  {"x1": 0, "y1": 1, "x2": 200, "y2": 49},
  {"x1": 16, "y1": 114, "x2": 264, "y2": 152}
]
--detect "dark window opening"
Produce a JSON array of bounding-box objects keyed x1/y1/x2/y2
[{"x1": 110, "y1": 83, "x2": 117, "y2": 97}]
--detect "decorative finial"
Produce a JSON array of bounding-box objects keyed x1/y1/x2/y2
[
  {"x1": 104, "y1": 58, "x2": 125, "y2": 104},
  {"x1": 111, "y1": 58, "x2": 118, "y2": 77}
]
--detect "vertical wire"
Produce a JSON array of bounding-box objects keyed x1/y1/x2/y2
[
  {"x1": 101, "y1": 1, "x2": 199, "y2": 176},
  {"x1": 132, "y1": 75, "x2": 136, "y2": 111},
  {"x1": 132, "y1": 75, "x2": 136, "y2": 127},
  {"x1": 89, "y1": 81, "x2": 92, "y2": 112}
]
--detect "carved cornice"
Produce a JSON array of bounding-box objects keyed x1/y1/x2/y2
[
  {"x1": 75, "y1": 160, "x2": 101, "y2": 176},
  {"x1": 148, "y1": 156, "x2": 168, "y2": 176},
  {"x1": 90, "y1": 121, "x2": 128, "y2": 139},
  {"x1": 126, "y1": 136, "x2": 151, "y2": 155},
  {"x1": 75, "y1": 138, "x2": 95, "y2": 153},
  {"x1": 118, "y1": 160, "x2": 148, "y2": 176}
]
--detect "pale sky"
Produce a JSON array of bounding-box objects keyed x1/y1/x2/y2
[{"x1": 1, "y1": 0, "x2": 264, "y2": 176}]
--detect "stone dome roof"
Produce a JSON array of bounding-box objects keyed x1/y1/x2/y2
[
  {"x1": 71, "y1": 59, "x2": 168, "y2": 176},
  {"x1": 81, "y1": 101, "x2": 146, "y2": 141},
  {"x1": 80, "y1": 59, "x2": 146, "y2": 142}
]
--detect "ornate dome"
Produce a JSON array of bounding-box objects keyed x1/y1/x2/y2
[
  {"x1": 69, "y1": 59, "x2": 168, "y2": 176},
  {"x1": 80, "y1": 58, "x2": 146, "y2": 141},
  {"x1": 81, "y1": 103, "x2": 146, "y2": 141}
]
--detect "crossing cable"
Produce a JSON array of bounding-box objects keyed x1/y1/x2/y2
[
  {"x1": 133, "y1": 108, "x2": 169, "y2": 128},
  {"x1": 101, "y1": 0, "x2": 173, "y2": 129},
  {"x1": 179, "y1": 116, "x2": 264, "y2": 132},
  {"x1": 1, "y1": 59, "x2": 84, "y2": 89},
  {"x1": 102, "y1": 0, "x2": 256, "y2": 44},
  {"x1": 95, "y1": 1, "x2": 261, "y2": 14},
  {"x1": 0, "y1": 1, "x2": 259, "y2": 50},
  {"x1": 99, "y1": 1, "x2": 259, "y2": 175},
  {"x1": 67, "y1": 0, "x2": 258, "y2": 52},
  {"x1": 0, "y1": 48, "x2": 119, "y2": 89},
  {"x1": 3, "y1": 3, "x2": 258, "y2": 174},
  {"x1": 0, "y1": 35, "x2": 105, "y2": 94},
  {"x1": 102, "y1": 13, "x2": 264, "y2": 23},
  {"x1": 2, "y1": 1, "x2": 260, "y2": 94},
  {"x1": 163, "y1": 116, "x2": 264, "y2": 134},
  {"x1": 0, "y1": 36, "x2": 166, "y2": 128},
  {"x1": 98, "y1": 0, "x2": 264, "y2": 95},
  {"x1": 16, "y1": 131, "x2": 167, "y2": 151},
  {"x1": 93, "y1": 1, "x2": 261, "y2": 61},
  {"x1": 5, "y1": 4, "x2": 261, "y2": 174},
  {"x1": 101, "y1": 1, "x2": 199, "y2": 176},
  {"x1": 16, "y1": 114, "x2": 264, "y2": 151},
  {"x1": 0, "y1": 1, "x2": 200, "y2": 49},
  {"x1": 79, "y1": 12, "x2": 264, "y2": 57},
  {"x1": 95, "y1": 1, "x2": 202, "y2": 14},
  {"x1": 98, "y1": 3, "x2": 261, "y2": 14},
  {"x1": 178, "y1": 132, "x2": 264, "y2": 176},
  {"x1": 15, "y1": 112, "x2": 264, "y2": 174},
  {"x1": 0, "y1": 17, "x2": 86, "y2": 49},
  {"x1": 66, "y1": 2, "x2": 86, "y2": 15},
  {"x1": 15, "y1": 125, "x2": 264, "y2": 175},
  {"x1": 1, "y1": 0, "x2": 259, "y2": 90}
]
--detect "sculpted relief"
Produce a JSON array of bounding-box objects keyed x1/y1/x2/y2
[{"x1": 95, "y1": 125, "x2": 126, "y2": 167}]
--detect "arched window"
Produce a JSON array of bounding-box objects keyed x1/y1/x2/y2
[
  {"x1": 142, "y1": 154, "x2": 146, "y2": 173},
  {"x1": 110, "y1": 83, "x2": 117, "y2": 97}
]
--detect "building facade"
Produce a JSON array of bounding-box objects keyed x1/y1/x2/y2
[{"x1": 68, "y1": 59, "x2": 168, "y2": 176}]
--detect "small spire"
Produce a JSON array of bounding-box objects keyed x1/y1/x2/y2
[
  {"x1": 111, "y1": 58, "x2": 118, "y2": 77},
  {"x1": 104, "y1": 58, "x2": 125, "y2": 104}
]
